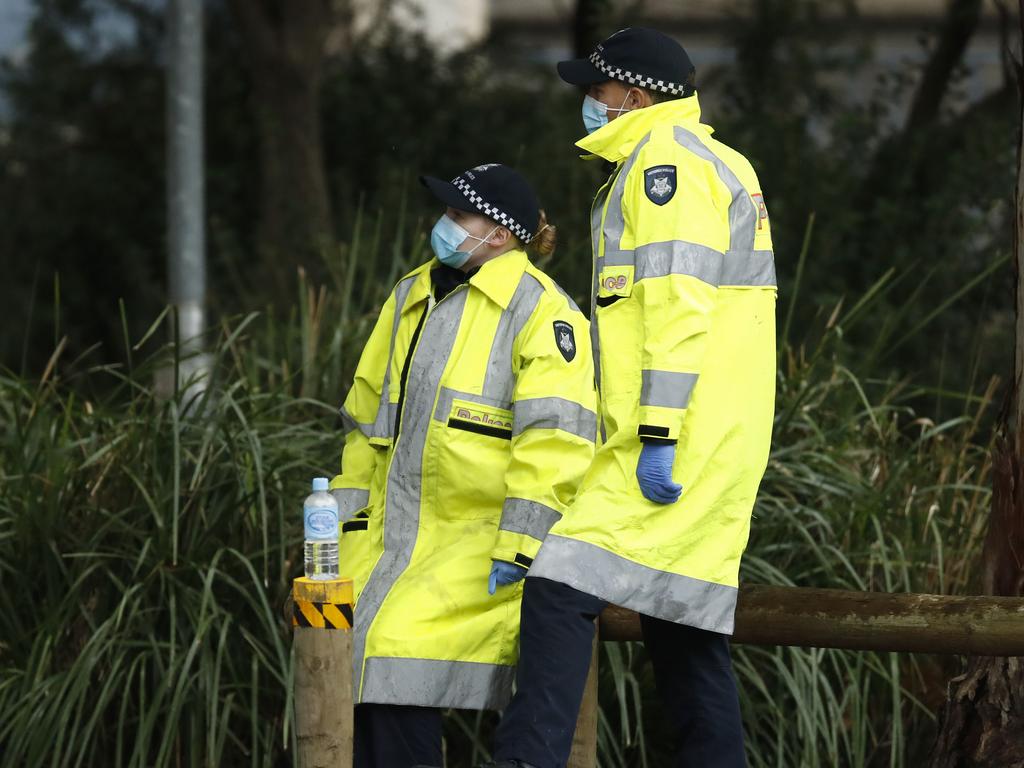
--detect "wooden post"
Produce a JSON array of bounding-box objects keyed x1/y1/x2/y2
[
  {"x1": 568, "y1": 626, "x2": 600, "y2": 768},
  {"x1": 292, "y1": 577, "x2": 354, "y2": 768}
]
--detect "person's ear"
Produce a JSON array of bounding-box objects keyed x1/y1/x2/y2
[
  {"x1": 490, "y1": 227, "x2": 512, "y2": 246},
  {"x1": 628, "y1": 87, "x2": 650, "y2": 110}
]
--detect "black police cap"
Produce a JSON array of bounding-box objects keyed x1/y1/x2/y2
[
  {"x1": 557, "y1": 27, "x2": 695, "y2": 97},
  {"x1": 420, "y1": 163, "x2": 541, "y2": 243}
]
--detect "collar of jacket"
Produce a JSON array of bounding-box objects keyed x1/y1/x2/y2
[
  {"x1": 403, "y1": 248, "x2": 530, "y2": 314},
  {"x1": 575, "y1": 92, "x2": 706, "y2": 164}
]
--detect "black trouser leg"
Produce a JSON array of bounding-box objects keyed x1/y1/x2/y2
[
  {"x1": 493, "y1": 577, "x2": 606, "y2": 768},
  {"x1": 639, "y1": 613, "x2": 747, "y2": 768},
  {"x1": 353, "y1": 703, "x2": 443, "y2": 768}
]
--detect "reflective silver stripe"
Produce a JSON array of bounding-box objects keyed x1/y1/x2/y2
[
  {"x1": 720, "y1": 249, "x2": 777, "y2": 287},
  {"x1": 499, "y1": 497, "x2": 562, "y2": 540},
  {"x1": 599, "y1": 134, "x2": 651, "y2": 268},
  {"x1": 339, "y1": 405, "x2": 373, "y2": 437},
  {"x1": 483, "y1": 273, "x2": 545, "y2": 403},
  {"x1": 590, "y1": 138, "x2": 651, "y2": 405},
  {"x1": 589, "y1": 176, "x2": 613, "y2": 406},
  {"x1": 673, "y1": 126, "x2": 756, "y2": 251},
  {"x1": 640, "y1": 370, "x2": 699, "y2": 410},
  {"x1": 530, "y1": 534, "x2": 739, "y2": 634},
  {"x1": 367, "y1": 275, "x2": 419, "y2": 439},
  {"x1": 672, "y1": 126, "x2": 777, "y2": 288},
  {"x1": 352, "y1": 287, "x2": 470, "y2": 701},
  {"x1": 512, "y1": 398, "x2": 597, "y2": 443},
  {"x1": 432, "y1": 387, "x2": 511, "y2": 423},
  {"x1": 360, "y1": 657, "x2": 515, "y2": 710},
  {"x1": 634, "y1": 241, "x2": 724, "y2": 287},
  {"x1": 331, "y1": 488, "x2": 370, "y2": 523}
]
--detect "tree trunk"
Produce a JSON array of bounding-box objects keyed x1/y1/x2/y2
[
  {"x1": 227, "y1": 0, "x2": 334, "y2": 289},
  {"x1": 571, "y1": 0, "x2": 612, "y2": 58},
  {"x1": 928, "y1": 4, "x2": 1024, "y2": 764}
]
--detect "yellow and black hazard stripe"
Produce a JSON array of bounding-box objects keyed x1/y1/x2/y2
[
  {"x1": 293, "y1": 598, "x2": 353, "y2": 630},
  {"x1": 291, "y1": 576, "x2": 354, "y2": 631}
]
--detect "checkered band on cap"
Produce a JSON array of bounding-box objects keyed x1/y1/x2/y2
[
  {"x1": 588, "y1": 51, "x2": 688, "y2": 96},
  {"x1": 452, "y1": 176, "x2": 534, "y2": 243}
]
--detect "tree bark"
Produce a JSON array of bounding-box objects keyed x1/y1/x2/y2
[
  {"x1": 928, "y1": 4, "x2": 1024, "y2": 764},
  {"x1": 227, "y1": 0, "x2": 335, "y2": 288}
]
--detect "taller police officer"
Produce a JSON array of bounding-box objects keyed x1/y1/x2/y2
[
  {"x1": 484, "y1": 28, "x2": 778, "y2": 768},
  {"x1": 329, "y1": 163, "x2": 597, "y2": 768}
]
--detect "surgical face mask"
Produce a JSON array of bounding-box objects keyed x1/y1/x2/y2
[
  {"x1": 582, "y1": 91, "x2": 632, "y2": 134},
  {"x1": 430, "y1": 214, "x2": 498, "y2": 269}
]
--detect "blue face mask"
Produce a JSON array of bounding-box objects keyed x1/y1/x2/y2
[
  {"x1": 581, "y1": 92, "x2": 631, "y2": 134},
  {"x1": 430, "y1": 215, "x2": 498, "y2": 269}
]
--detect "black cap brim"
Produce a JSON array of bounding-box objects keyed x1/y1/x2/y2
[
  {"x1": 556, "y1": 57, "x2": 607, "y2": 86},
  {"x1": 420, "y1": 175, "x2": 475, "y2": 212}
]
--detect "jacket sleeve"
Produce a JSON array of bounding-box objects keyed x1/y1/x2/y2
[
  {"x1": 328, "y1": 289, "x2": 398, "y2": 522},
  {"x1": 491, "y1": 294, "x2": 597, "y2": 567},
  {"x1": 621, "y1": 140, "x2": 730, "y2": 442}
]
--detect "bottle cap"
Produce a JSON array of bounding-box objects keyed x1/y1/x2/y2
[{"x1": 312, "y1": 477, "x2": 329, "y2": 492}]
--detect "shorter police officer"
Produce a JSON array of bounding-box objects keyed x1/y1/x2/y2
[
  {"x1": 329, "y1": 163, "x2": 598, "y2": 768},
  {"x1": 482, "y1": 29, "x2": 778, "y2": 768}
]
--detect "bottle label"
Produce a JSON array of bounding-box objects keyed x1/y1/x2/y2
[{"x1": 305, "y1": 507, "x2": 338, "y2": 537}]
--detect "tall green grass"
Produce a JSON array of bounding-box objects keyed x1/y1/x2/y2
[{"x1": 0, "y1": 233, "x2": 999, "y2": 766}]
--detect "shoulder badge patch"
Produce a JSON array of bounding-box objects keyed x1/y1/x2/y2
[
  {"x1": 553, "y1": 320, "x2": 577, "y2": 362},
  {"x1": 644, "y1": 165, "x2": 677, "y2": 206}
]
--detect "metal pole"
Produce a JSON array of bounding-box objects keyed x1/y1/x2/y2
[{"x1": 166, "y1": 0, "x2": 207, "y2": 389}]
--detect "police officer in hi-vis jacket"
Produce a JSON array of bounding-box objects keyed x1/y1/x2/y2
[
  {"x1": 483, "y1": 28, "x2": 778, "y2": 768},
  {"x1": 329, "y1": 163, "x2": 597, "y2": 768}
]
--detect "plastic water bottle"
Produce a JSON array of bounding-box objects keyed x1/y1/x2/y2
[{"x1": 303, "y1": 477, "x2": 339, "y2": 580}]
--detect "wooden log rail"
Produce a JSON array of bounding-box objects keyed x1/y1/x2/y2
[
  {"x1": 566, "y1": 585, "x2": 1024, "y2": 767},
  {"x1": 598, "y1": 584, "x2": 1024, "y2": 655}
]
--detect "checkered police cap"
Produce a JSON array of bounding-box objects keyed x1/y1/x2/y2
[
  {"x1": 420, "y1": 164, "x2": 541, "y2": 244},
  {"x1": 557, "y1": 27, "x2": 695, "y2": 97}
]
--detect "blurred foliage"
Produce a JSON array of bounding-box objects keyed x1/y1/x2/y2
[{"x1": 0, "y1": 0, "x2": 1016, "y2": 400}]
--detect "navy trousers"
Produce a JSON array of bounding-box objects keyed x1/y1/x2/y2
[
  {"x1": 353, "y1": 703, "x2": 442, "y2": 768},
  {"x1": 493, "y1": 577, "x2": 747, "y2": 768}
]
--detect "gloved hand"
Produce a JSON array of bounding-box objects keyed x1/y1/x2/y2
[
  {"x1": 636, "y1": 442, "x2": 682, "y2": 504},
  {"x1": 488, "y1": 560, "x2": 527, "y2": 595}
]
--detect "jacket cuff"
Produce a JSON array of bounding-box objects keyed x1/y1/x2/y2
[
  {"x1": 637, "y1": 404, "x2": 685, "y2": 441},
  {"x1": 492, "y1": 529, "x2": 541, "y2": 568}
]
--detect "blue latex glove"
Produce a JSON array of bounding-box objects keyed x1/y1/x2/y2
[
  {"x1": 488, "y1": 560, "x2": 527, "y2": 595},
  {"x1": 636, "y1": 442, "x2": 683, "y2": 504}
]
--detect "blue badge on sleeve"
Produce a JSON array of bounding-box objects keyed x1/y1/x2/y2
[
  {"x1": 553, "y1": 321, "x2": 577, "y2": 362},
  {"x1": 644, "y1": 165, "x2": 677, "y2": 206}
]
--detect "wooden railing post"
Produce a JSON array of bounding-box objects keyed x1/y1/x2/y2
[
  {"x1": 568, "y1": 624, "x2": 600, "y2": 768},
  {"x1": 292, "y1": 577, "x2": 354, "y2": 768}
]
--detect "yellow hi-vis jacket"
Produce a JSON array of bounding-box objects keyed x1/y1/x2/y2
[
  {"x1": 530, "y1": 94, "x2": 777, "y2": 635},
  {"x1": 330, "y1": 249, "x2": 596, "y2": 709}
]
